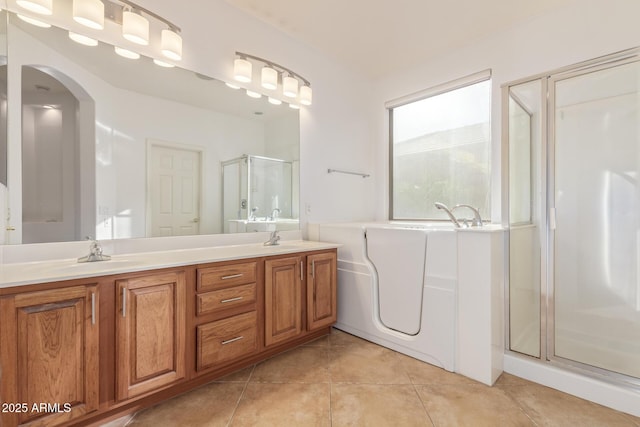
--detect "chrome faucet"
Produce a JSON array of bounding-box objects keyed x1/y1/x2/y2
[
  {"x1": 249, "y1": 207, "x2": 259, "y2": 221},
  {"x1": 434, "y1": 202, "x2": 483, "y2": 228},
  {"x1": 267, "y1": 208, "x2": 281, "y2": 221},
  {"x1": 78, "y1": 237, "x2": 111, "y2": 263},
  {"x1": 452, "y1": 204, "x2": 483, "y2": 227},
  {"x1": 263, "y1": 230, "x2": 281, "y2": 246},
  {"x1": 435, "y1": 202, "x2": 462, "y2": 228}
]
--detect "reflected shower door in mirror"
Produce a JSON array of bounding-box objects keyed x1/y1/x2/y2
[
  {"x1": 222, "y1": 155, "x2": 298, "y2": 233},
  {"x1": 5, "y1": 12, "x2": 300, "y2": 244},
  {"x1": 507, "y1": 79, "x2": 543, "y2": 358}
]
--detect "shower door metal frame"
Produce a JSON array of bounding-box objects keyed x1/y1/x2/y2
[
  {"x1": 546, "y1": 54, "x2": 640, "y2": 389},
  {"x1": 503, "y1": 46, "x2": 640, "y2": 390}
]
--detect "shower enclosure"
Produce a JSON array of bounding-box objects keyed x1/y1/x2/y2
[
  {"x1": 505, "y1": 49, "x2": 640, "y2": 386},
  {"x1": 222, "y1": 155, "x2": 296, "y2": 233}
]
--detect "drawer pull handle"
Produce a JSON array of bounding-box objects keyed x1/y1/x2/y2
[
  {"x1": 221, "y1": 296, "x2": 243, "y2": 304},
  {"x1": 221, "y1": 336, "x2": 244, "y2": 345},
  {"x1": 221, "y1": 273, "x2": 243, "y2": 280}
]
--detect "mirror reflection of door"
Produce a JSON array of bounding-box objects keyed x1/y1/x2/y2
[
  {"x1": 147, "y1": 141, "x2": 201, "y2": 237},
  {"x1": 21, "y1": 66, "x2": 95, "y2": 243}
]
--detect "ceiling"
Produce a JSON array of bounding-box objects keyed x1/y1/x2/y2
[{"x1": 224, "y1": 0, "x2": 574, "y2": 79}]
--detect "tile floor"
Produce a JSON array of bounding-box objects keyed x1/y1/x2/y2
[{"x1": 124, "y1": 329, "x2": 640, "y2": 427}]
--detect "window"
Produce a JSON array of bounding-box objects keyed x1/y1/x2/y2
[{"x1": 389, "y1": 73, "x2": 491, "y2": 221}]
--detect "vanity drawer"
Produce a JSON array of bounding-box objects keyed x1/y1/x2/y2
[
  {"x1": 197, "y1": 262, "x2": 257, "y2": 292},
  {"x1": 197, "y1": 311, "x2": 258, "y2": 371},
  {"x1": 197, "y1": 283, "x2": 256, "y2": 315}
]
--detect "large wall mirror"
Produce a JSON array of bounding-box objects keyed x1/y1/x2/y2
[{"x1": 5, "y1": 10, "x2": 300, "y2": 245}]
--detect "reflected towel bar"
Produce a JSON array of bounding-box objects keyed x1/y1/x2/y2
[{"x1": 327, "y1": 169, "x2": 370, "y2": 178}]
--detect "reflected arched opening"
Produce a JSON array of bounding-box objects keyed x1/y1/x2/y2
[{"x1": 21, "y1": 65, "x2": 95, "y2": 243}]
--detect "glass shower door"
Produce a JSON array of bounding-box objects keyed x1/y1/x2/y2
[{"x1": 551, "y1": 59, "x2": 640, "y2": 380}]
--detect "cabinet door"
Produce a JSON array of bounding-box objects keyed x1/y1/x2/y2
[
  {"x1": 307, "y1": 252, "x2": 338, "y2": 331},
  {"x1": 265, "y1": 256, "x2": 302, "y2": 346},
  {"x1": 0, "y1": 285, "x2": 99, "y2": 427},
  {"x1": 116, "y1": 271, "x2": 186, "y2": 401}
]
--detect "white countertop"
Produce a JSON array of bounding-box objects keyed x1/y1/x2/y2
[{"x1": 0, "y1": 240, "x2": 340, "y2": 289}]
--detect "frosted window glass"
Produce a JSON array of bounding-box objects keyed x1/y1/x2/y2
[{"x1": 390, "y1": 80, "x2": 491, "y2": 220}]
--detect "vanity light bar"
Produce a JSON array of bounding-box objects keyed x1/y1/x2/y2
[
  {"x1": 15, "y1": 0, "x2": 182, "y2": 63},
  {"x1": 233, "y1": 51, "x2": 312, "y2": 106}
]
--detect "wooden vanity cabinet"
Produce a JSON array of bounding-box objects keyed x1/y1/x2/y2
[
  {"x1": 115, "y1": 271, "x2": 186, "y2": 401},
  {"x1": 264, "y1": 256, "x2": 304, "y2": 346},
  {"x1": 0, "y1": 284, "x2": 99, "y2": 427},
  {"x1": 265, "y1": 250, "x2": 338, "y2": 346},
  {"x1": 306, "y1": 251, "x2": 338, "y2": 331},
  {"x1": 194, "y1": 261, "x2": 259, "y2": 373},
  {"x1": 0, "y1": 248, "x2": 336, "y2": 427}
]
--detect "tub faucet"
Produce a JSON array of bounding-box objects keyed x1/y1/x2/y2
[
  {"x1": 452, "y1": 204, "x2": 483, "y2": 227},
  {"x1": 78, "y1": 237, "x2": 111, "y2": 263},
  {"x1": 263, "y1": 230, "x2": 280, "y2": 246},
  {"x1": 434, "y1": 202, "x2": 462, "y2": 228}
]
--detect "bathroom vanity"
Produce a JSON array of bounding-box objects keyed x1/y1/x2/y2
[{"x1": 0, "y1": 242, "x2": 337, "y2": 427}]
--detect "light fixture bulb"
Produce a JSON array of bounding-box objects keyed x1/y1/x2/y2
[
  {"x1": 283, "y1": 75, "x2": 299, "y2": 98},
  {"x1": 122, "y1": 10, "x2": 149, "y2": 45},
  {"x1": 299, "y1": 85, "x2": 313, "y2": 106},
  {"x1": 268, "y1": 97, "x2": 282, "y2": 105},
  {"x1": 246, "y1": 90, "x2": 262, "y2": 99},
  {"x1": 161, "y1": 29, "x2": 182, "y2": 61},
  {"x1": 261, "y1": 66, "x2": 278, "y2": 90},
  {"x1": 16, "y1": 0, "x2": 52, "y2": 15},
  {"x1": 73, "y1": 0, "x2": 104, "y2": 30},
  {"x1": 68, "y1": 31, "x2": 98, "y2": 46},
  {"x1": 289, "y1": 103, "x2": 300, "y2": 110},
  {"x1": 17, "y1": 14, "x2": 51, "y2": 28},
  {"x1": 114, "y1": 46, "x2": 140, "y2": 59},
  {"x1": 153, "y1": 59, "x2": 175, "y2": 68},
  {"x1": 234, "y1": 58, "x2": 252, "y2": 83},
  {"x1": 225, "y1": 82, "x2": 241, "y2": 89}
]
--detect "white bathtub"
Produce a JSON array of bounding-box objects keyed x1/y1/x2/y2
[{"x1": 315, "y1": 222, "x2": 458, "y2": 371}]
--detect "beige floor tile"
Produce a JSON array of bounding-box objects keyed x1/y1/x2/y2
[
  {"x1": 332, "y1": 384, "x2": 433, "y2": 427},
  {"x1": 127, "y1": 382, "x2": 245, "y2": 427},
  {"x1": 395, "y1": 352, "x2": 479, "y2": 386},
  {"x1": 230, "y1": 382, "x2": 330, "y2": 427},
  {"x1": 251, "y1": 346, "x2": 330, "y2": 383},
  {"x1": 416, "y1": 383, "x2": 535, "y2": 427},
  {"x1": 499, "y1": 382, "x2": 638, "y2": 427},
  {"x1": 214, "y1": 365, "x2": 254, "y2": 383},
  {"x1": 301, "y1": 334, "x2": 330, "y2": 347},
  {"x1": 330, "y1": 341, "x2": 412, "y2": 384},
  {"x1": 330, "y1": 328, "x2": 370, "y2": 347}
]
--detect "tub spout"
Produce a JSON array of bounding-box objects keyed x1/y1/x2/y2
[{"x1": 434, "y1": 202, "x2": 462, "y2": 228}]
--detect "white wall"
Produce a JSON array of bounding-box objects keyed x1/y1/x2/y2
[{"x1": 372, "y1": 0, "x2": 640, "y2": 223}]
